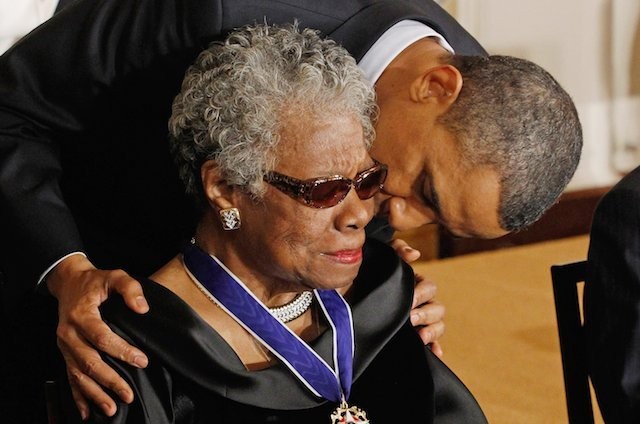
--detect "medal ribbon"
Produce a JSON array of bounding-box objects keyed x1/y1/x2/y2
[{"x1": 183, "y1": 243, "x2": 355, "y2": 402}]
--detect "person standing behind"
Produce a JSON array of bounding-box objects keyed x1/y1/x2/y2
[
  {"x1": 0, "y1": 0, "x2": 583, "y2": 419},
  {"x1": 584, "y1": 164, "x2": 640, "y2": 422},
  {"x1": 61, "y1": 22, "x2": 488, "y2": 423}
]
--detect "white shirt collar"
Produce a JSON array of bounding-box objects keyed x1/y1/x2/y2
[{"x1": 358, "y1": 20, "x2": 455, "y2": 85}]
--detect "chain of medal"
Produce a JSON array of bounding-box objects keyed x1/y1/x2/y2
[{"x1": 330, "y1": 400, "x2": 369, "y2": 423}]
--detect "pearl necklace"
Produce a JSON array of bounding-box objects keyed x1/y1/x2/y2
[
  {"x1": 268, "y1": 291, "x2": 314, "y2": 323},
  {"x1": 182, "y1": 258, "x2": 313, "y2": 323}
]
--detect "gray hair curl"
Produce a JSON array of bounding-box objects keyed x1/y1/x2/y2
[{"x1": 169, "y1": 23, "x2": 377, "y2": 206}]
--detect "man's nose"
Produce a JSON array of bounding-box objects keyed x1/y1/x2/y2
[
  {"x1": 386, "y1": 197, "x2": 437, "y2": 232},
  {"x1": 373, "y1": 191, "x2": 392, "y2": 215}
]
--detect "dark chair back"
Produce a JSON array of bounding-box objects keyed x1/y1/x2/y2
[{"x1": 550, "y1": 260, "x2": 594, "y2": 424}]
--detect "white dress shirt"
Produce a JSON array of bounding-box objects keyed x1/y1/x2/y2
[
  {"x1": 0, "y1": 0, "x2": 59, "y2": 55},
  {"x1": 358, "y1": 19, "x2": 455, "y2": 84}
]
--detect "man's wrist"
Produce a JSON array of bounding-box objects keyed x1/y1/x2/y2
[{"x1": 38, "y1": 251, "x2": 87, "y2": 286}]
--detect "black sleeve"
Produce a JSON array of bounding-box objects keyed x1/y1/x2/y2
[
  {"x1": 0, "y1": 0, "x2": 224, "y2": 289},
  {"x1": 55, "y1": 0, "x2": 77, "y2": 12},
  {"x1": 585, "y1": 168, "x2": 640, "y2": 423}
]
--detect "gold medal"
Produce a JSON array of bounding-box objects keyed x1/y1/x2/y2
[{"x1": 330, "y1": 400, "x2": 369, "y2": 423}]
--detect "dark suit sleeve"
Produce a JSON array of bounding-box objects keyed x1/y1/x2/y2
[
  {"x1": 0, "y1": 0, "x2": 223, "y2": 288},
  {"x1": 585, "y1": 167, "x2": 640, "y2": 422},
  {"x1": 54, "y1": 0, "x2": 76, "y2": 12}
]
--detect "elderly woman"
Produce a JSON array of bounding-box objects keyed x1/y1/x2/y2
[{"x1": 76, "y1": 23, "x2": 487, "y2": 423}]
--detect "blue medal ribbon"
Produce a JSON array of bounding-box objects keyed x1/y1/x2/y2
[{"x1": 182, "y1": 242, "x2": 355, "y2": 403}]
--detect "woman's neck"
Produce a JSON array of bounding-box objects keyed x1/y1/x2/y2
[{"x1": 151, "y1": 255, "x2": 325, "y2": 370}]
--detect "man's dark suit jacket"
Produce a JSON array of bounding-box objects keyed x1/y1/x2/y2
[
  {"x1": 585, "y1": 165, "x2": 640, "y2": 422},
  {"x1": 0, "y1": 0, "x2": 486, "y2": 310}
]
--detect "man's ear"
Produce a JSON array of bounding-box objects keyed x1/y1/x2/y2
[
  {"x1": 200, "y1": 160, "x2": 235, "y2": 210},
  {"x1": 410, "y1": 64, "x2": 462, "y2": 109}
]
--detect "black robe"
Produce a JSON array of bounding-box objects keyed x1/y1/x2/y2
[{"x1": 80, "y1": 240, "x2": 488, "y2": 424}]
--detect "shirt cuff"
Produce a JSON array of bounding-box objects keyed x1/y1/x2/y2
[{"x1": 37, "y1": 251, "x2": 87, "y2": 285}]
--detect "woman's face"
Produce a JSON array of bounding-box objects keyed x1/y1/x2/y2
[{"x1": 230, "y1": 113, "x2": 376, "y2": 292}]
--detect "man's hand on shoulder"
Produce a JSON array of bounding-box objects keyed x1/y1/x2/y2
[
  {"x1": 390, "y1": 238, "x2": 445, "y2": 358},
  {"x1": 47, "y1": 254, "x2": 150, "y2": 419},
  {"x1": 410, "y1": 273, "x2": 445, "y2": 357}
]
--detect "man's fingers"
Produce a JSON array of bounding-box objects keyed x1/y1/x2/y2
[
  {"x1": 69, "y1": 387, "x2": 90, "y2": 421},
  {"x1": 415, "y1": 321, "x2": 446, "y2": 346},
  {"x1": 411, "y1": 273, "x2": 446, "y2": 347},
  {"x1": 59, "y1": 338, "x2": 121, "y2": 419},
  {"x1": 80, "y1": 319, "x2": 148, "y2": 369},
  {"x1": 107, "y1": 271, "x2": 149, "y2": 314},
  {"x1": 58, "y1": 322, "x2": 139, "y2": 404},
  {"x1": 412, "y1": 274, "x2": 438, "y2": 308},
  {"x1": 61, "y1": 336, "x2": 135, "y2": 403},
  {"x1": 410, "y1": 301, "x2": 445, "y2": 327},
  {"x1": 429, "y1": 341, "x2": 444, "y2": 359},
  {"x1": 389, "y1": 238, "x2": 421, "y2": 263},
  {"x1": 67, "y1": 363, "x2": 118, "y2": 418}
]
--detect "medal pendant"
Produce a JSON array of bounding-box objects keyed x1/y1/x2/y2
[{"x1": 330, "y1": 401, "x2": 369, "y2": 423}]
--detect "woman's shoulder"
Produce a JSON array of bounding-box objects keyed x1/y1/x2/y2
[{"x1": 100, "y1": 277, "x2": 209, "y2": 344}]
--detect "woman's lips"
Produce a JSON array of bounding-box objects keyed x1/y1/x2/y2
[{"x1": 326, "y1": 249, "x2": 363, "y2": 264}]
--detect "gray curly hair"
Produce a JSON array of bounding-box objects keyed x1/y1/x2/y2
[
  {"x1": 439, "y1": 54, "x2": 583, "y2": 232},
  {"x1": 169, "y1": 23, "x2": 377, "y2": 206}
]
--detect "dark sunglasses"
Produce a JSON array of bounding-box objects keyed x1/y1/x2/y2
[{"x1": 263, "y1": 161, "x2": 388, "y2": 209}]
